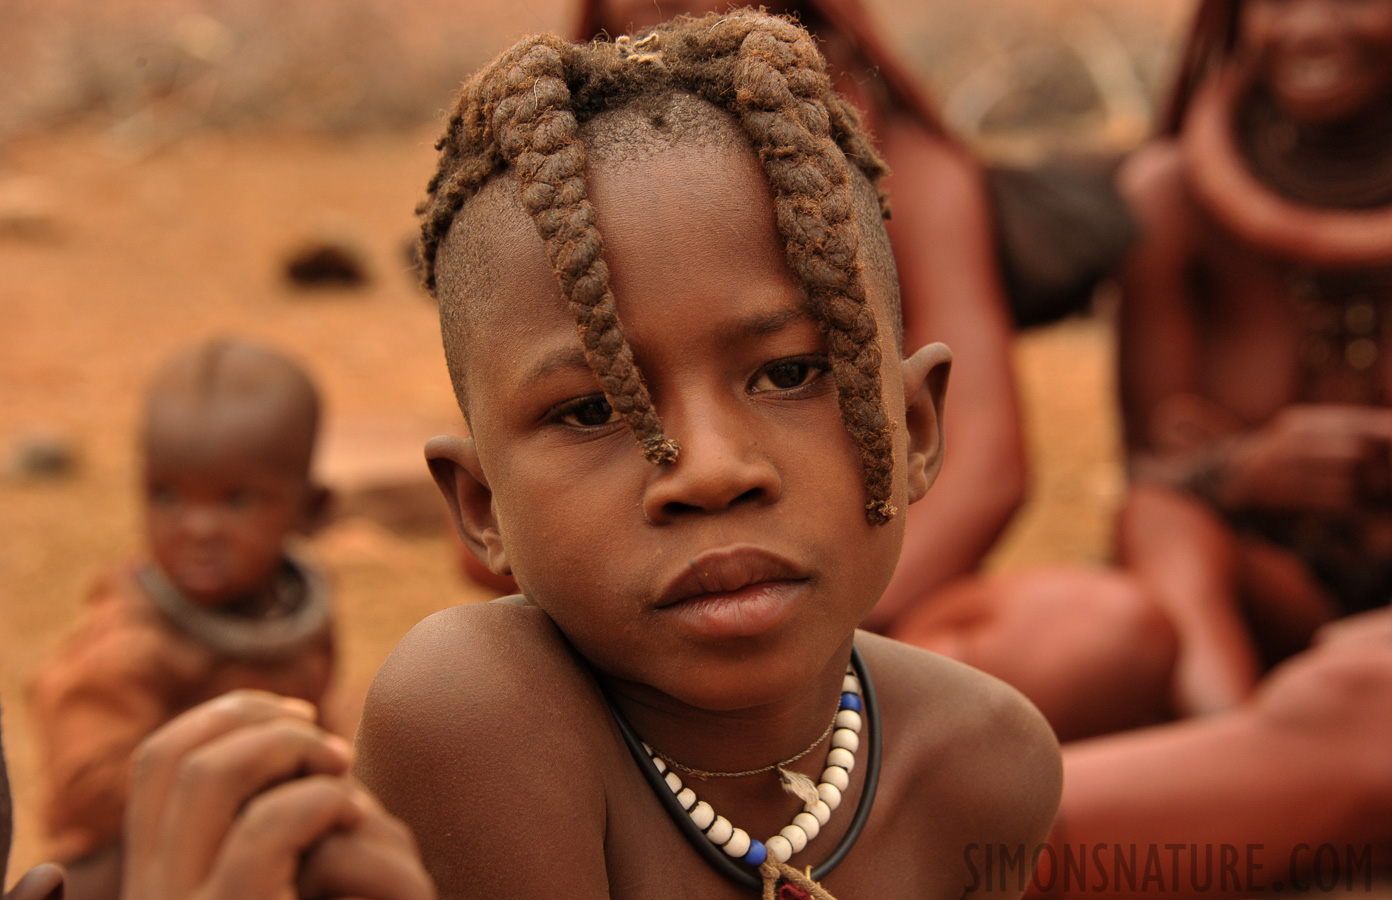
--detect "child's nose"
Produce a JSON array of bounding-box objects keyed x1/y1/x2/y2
[
  {"x1": 641, "y1": 405, "x2": 782, "y2": 523},
  {"x1": 181, "y1": 504, "x2": 223, "y2": 538}
]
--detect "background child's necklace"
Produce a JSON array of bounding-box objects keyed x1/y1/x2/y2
[{"x1": 603, "y1": 647, "x2": 881, "y2": 895}]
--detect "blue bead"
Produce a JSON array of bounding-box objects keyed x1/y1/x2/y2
[
  {"x1": 744, "y1": 839, "x2": 768, "y2": 867},
  {"x1": 840, "y1": 692, "x2": 862, "y2": 712}
]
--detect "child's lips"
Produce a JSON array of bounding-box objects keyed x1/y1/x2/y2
[{"x1": 655, "y1": 546, "x2": 811, "y2": 639}]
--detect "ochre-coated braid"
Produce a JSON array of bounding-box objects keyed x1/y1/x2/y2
[
  {"x1": 486, "y1": 37, "x2": 678, "y2": 463},
  {"x1": 716, "y1": 16, "x2": 896, "y2": 522},
  {"x1": 419, "y1": 11, "x2": 900, "y2": 521}
]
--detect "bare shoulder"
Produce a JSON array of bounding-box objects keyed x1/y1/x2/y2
[
  {"x1": 858, "y1": 631, "x2": 1061, "y2": 847},
  {"x1": 353, "y1": 600, "x2": 613, "y2": 896},
  {"x1": 355, "y1": 598, "x2": 603, "y2": 779}
]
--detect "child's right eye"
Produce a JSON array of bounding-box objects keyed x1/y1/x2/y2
[{"x1": 550, "y1": 395, "x2": 617, "y2": 428}]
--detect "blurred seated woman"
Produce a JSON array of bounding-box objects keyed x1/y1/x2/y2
[{"x1": 1117, "y1": 0, "x2": 1392, "y2": 715}]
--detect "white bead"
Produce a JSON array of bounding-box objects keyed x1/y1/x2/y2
[
  {"x1": 706, "y1": 815, "x2": 734, "y2": 845},
  {"x1": 676, "y1": 787, "x2": 696, "y2": 810},
  {"x1": 835, "y1": 709, "x2": 862, "y2": 732},
  {"x1": 821, "y1": 765, "x2": 850, "y2": 792},
  {"x1": 663, "y1": 771, "x2": 682, "y2": 793},
  {"x1": 642, "y1": 742, "x2": 653, "y2": 753},
  {"x1": 766, "y1": 835, "x2": 794, "y2": 864},
  {"x1": 810, "y1": 799, "x2": 832, "y2": 825},
  {"x1": 689, "y1": 801, "x2": 715, "y2": 830},
  {"x1": 780, "y1": 823, "x2": 808, "y2": 854},
  {"x1": 651, "y1": 756, "x2": 666, "y2": 773},
  {"x1": 818, "y1": 782, "x2": 842, "y2": 810},
  {"x1": 793, "y1": 812, "x2": 821, "y2": 841},
  {"x1": 842, "y1": 674, "x2": 860, "y2": 694},
  {"x1": 826, "y1": 747, "x2": 856, "y2": 772},
  {"x1": 723, "y1": 827, "x2": 751, "y2": 858},
  {"x1": 831, "y1": 728, "x2": 859, "y2": 753}
]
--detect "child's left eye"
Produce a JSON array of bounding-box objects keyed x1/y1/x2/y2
[
  {"x1": 751, "y1": 357, "x2": 828, "y2": 392},
  {"x1": 550, "y1": 395, "x2": 618, "y2": 428}
]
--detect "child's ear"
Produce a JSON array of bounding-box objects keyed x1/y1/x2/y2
[
  {"x1": 424, "y1": 435, "x2": 510, "y2": 575},
  {"x1": 4, "y1": 863, "x2": 65, "y2": 900},
  {"x1": 297, "y1": 484, "x2": 335, "y2": 535},
  {"x1": 901, "y1": 342, "x2": 952, "y2": 504}
]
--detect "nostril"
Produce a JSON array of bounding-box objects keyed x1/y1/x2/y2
[
  {"x1": 731, "y1": 486, "x2": 764, "y2": 506},
  {"x1": 662, "y1": 500, "x2": 702, "y2": 518}
]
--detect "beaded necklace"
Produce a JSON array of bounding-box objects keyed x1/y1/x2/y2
[{"x1": 604, "y1": 646, "x2": 880, "y2": 893}]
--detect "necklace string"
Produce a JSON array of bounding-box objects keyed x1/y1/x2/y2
[
  {"x1": 652, "y1": 713, "x2": 837, "y2": 780},
  {"x1": 602, "y1": 646, "x2": 881, "y2": 893}
]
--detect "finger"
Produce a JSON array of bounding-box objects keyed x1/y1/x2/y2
[
  {"x1": 196, "y1": 776, "x2": 366, "y2": 900},
  {"x1": 4, "y1": 863, "x2": 65, "y2": 900},
  {"x1": 124, "y1": 691, "x2": 319, "y2": 887},
  {"x1": 149, "y1": 718, "x2": 351, "y2": 894},
  {"x1": 297, "y1": 807, "x2": 436, "y2": 900}
]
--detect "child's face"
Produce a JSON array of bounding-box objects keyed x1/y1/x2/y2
[
  {"x1": 1242, "y1": 0, "x2": 1392, "y2": 124},
  {"x1": 432, "y1": 138, "x2": 947, "y2": 710},
  {"x1": 144, "y1": 412, "x2": 312, "y2": 608}
]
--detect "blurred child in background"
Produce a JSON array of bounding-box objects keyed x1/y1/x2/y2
[{"x1": 28, "y1": 339, "x2": 337, "y2": 897}]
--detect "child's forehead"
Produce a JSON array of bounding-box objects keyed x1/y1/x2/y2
[
  {"x1": 440, "y1": 122, "x2": 783, "y2": 339},
  {"x1": 145, "y1": 394, "x2": 314, "y2": 475}
]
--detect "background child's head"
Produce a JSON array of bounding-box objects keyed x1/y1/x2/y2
[
  {"x1": 141, "y1": 338, "x2": 326, "y2": 610},
  {"x1": 420, "y1": 9, "x2": 906, "y2": 524}
]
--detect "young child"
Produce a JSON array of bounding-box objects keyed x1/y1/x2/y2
[
  {"x1": 354, "y1": 11, "x2": 1061, "y2": 898},
  {"x1": 577, "y1": 0, "x2": 1175, "y2": 744},
  {"x1": 28, "y1": 338, "x2": 336, "y2": 891}
]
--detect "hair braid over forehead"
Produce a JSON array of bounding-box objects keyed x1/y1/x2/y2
[{"x1": 419, "y1": 9, "x2": 900, "y2": 523}]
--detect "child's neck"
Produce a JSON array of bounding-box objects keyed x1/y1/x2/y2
[{"x1": 600, "y1": 642, "x2": 855, "y2": 840}]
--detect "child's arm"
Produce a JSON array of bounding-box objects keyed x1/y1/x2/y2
[{"x1": 121, "y1": 690, "x2": 434, "y2": 900}]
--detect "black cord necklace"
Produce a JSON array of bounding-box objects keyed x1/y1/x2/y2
[{"x1": 602, "y1": 646, "x2": 881, "y2": 891}]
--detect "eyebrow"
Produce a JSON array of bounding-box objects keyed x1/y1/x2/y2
[
  {"x1": 739, "y1": 306, "x2": 810, "y2": 337},
  {"x1": 520, "y1": 304, "x2": 813, "y2": 388},
  {"x1": 712, "y1": 304, "x2": 818, "y2": 350},
  {"x1": 522, "y1": 346, "x2": 592, "y2": 387}
]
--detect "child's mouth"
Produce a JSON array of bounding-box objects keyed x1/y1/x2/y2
[{"x1": 655, "y1": 547, "x2": 810, "y2": 639}]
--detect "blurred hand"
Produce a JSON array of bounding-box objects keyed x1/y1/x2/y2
[
  {"x1": 121, "y1": 690, "x2": 434, "y2": 900},
  {"x1": 1220, "y1": 405, "x2": 1392, "y2": 512}
]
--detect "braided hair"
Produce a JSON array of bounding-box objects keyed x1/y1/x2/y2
[{"x1": 419, "y1": 10, "x2": 901, "y2": 524}]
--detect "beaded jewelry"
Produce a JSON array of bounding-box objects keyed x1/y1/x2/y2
[{"x1": 604, "y1": 646, "x2": 881, "y2": 893}]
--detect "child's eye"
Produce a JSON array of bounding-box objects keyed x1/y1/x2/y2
[
  {"x1": 224, "y1": 489, "x2": 256, "y2": 509},
  {"x1": 551, "y1": 395, "x2": 618, "y2": 428},
  {"x1": 751, "y1": 357, "x2": 829, "y2": 393}
]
